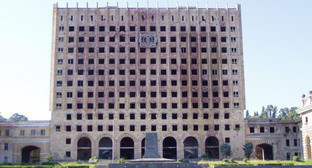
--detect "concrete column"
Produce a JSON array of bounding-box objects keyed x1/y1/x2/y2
[
  {"x1": 113, "y1": 137, "x2": 119, "y2": 160},
  {"x1": 177, "y1": 140, "x2": 183, "y2": 159},
  {"x1": 273, "y1": 143, "x2": 278, "y2": 160},
  {"x1": 134, "y1": 141, "x2": 140, "y2": 159},
  {"x1": 158, "y1": 140, "x2": 163, "y2": 158},
  {"x1": 92, "y1": 140, "x2": 97, "y2": 158},
  {"x1": 198, "y1": 139, "x2": 205, "y2": 157}
]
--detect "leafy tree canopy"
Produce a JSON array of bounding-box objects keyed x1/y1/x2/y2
[
  {"x1": 246, "y1": 105, "x2": 299, "y2": 120},
  {"x1": 8, "y1": 113, "x2": 28, "y2": 122}
]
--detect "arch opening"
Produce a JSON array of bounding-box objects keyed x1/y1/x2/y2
[
  {"x1": 99, "y1": 137, "x2": 112, "y2": 159},
  {"x1": 163, "y1": 137, "x2": 177, "y2": 159},
  {"x1": 184, "y1": 137, "x2": 199, "y2": 159},
  {"x1": 77, "y1": 137, "x2": 92, "y2": 161},
  {"x1": 120, "y1": 137, "x2": 134, "y2": 159},
  {"x1": 255, "y1": 143, "x2": 273, "y2": 160},
  {"x1": 22, "y1": 146, "x2": 40, "y2": 163},
  {"x1": 205, "y1": 136, "x2": 219, "y2": 159}
]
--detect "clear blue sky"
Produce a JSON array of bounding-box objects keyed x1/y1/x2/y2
[{"x1": 0, "y1": 0, "x2": 311, "y2": 120}]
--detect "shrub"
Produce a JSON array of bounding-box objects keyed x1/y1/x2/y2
[
  {"x1": 177, "y1": 158, "x2": 183, "y2": 163},
  {"x1": 220, "y1": 143, "x2": 232, "y2": 158},
  {"x1": 200, "y1": 154, "x2": 209, "y2": 160},
  {"x1": 293, "y1": 156, "x2": 300, "y2": 162},
  {"x1": 243, "y1": 158, "x2": 248, "y2": 163},
  {"x1": 41, "y1": 161, "x2": 57, "y2": 165},
  {"x1": 222, "y1": 159, "x2": 229, "y2": 163},
  {"x1": 243, "y1": 143, "x2": 254, "y2": 159},
  {"x1": 183, "y1": 159, "x2": 189, "y2": 163},
  {"x1": 45, "y1": 154, "x2": 54, "y2": 162},
  {"x1": 229, "y1": 158, "x2": 235, "y2": 163},
  {"x1": 117, "y1": 158, "x2": 126, "y2": 164}
]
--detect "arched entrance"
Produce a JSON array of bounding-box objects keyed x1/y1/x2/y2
[
  {"x1": 184, "y1": 137, "x2": 198, "y2": 159},
  {"x1": 99, "y1": 137, "x2": 112, "y2": 159},
  {"x1": 163, "y1": 137, "x2": 177, "y2": 159},
  {"x1": 255, "y1": 143, "x2": 273, "y2": 160},
  {"x1": 205, "y1": 136, "x2": 219, "y2": 159},
  {"x1": 120, "y1": 137, "x2": 134, "y2": 159},
  {"x1": 141, "y1": 138, "x2": 145, "y2": 158},
  {"x1": 306, "y1": 136, "x2": 311, "y2": 159},
  {"x1": 21, "y1": 146, "x2": 40, "y2": 163},
  {"x1": 77, "y1": 137, "x2": 92, "y2": 160}
]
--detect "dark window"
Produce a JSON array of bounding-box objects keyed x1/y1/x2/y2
[
  {"x1": 130, "y1": 26, "x2": 135, "y2": 31},
  {"x1": 180, "y1": 26, "x2": 186, "y2": 31},
  {"x1": 250, "y1": 127, "x2": 255, "y2": 133},
  {"x1": 140, "y1": 26, "x2": 146, "y2": 31},
  {"x1": 160, "y1": 26, "x2": 166, "y2": 31},
  {"x1": 214, "y1": 125, "x2": 219, "y2": 131},
  {"x1": 99, "y1": 26, "x2": 105, "y2": 31},
  {"x1": 86, "y1": 125, "x2": 92, "y2": 132},
  {"x1": 109, "y1": 26, "x2": 116, "y2": 31}
]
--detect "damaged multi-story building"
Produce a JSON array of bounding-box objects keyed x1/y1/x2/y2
[{"x1": 0, "y1": 3, "x2": 304, "y2": 164}]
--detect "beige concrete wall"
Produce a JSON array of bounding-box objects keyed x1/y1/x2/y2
[
  {"x1": 0, "y1": 121, "x2": 50, "y2": 164},
  {"x1": 50, "y1": 5, "x2": 246, "y2": 161}
]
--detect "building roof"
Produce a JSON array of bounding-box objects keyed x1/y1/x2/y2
[{"x1": 0, "y1": 120, "x2": 50, "y2": 127}]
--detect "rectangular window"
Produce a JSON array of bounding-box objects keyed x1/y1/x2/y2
[
  {"x1": 31, "y1": 130, "x2": 36, "y2": 136},
  {"x1": 4, "y1": 143, "x2": 9, "y2": 151},
  {"x1": 286, "y1": 139, "x2": 290, "y2": 146},
  {"x1": 250, "y1": 127, "x2": 254, "y2": 133},
  {"x1": 20, "y1": 130, "x2": 25, "y2": 136}
]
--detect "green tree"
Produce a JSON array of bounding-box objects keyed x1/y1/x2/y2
[
  {"x1": 245, "y1": 110, "x2": 250, "y2": 118},
  {"x1": 278, "y1": 108, "x2": 289, "y2": 120},
  {"x1": 0, "y1": 113, "x2": 7, "y2": 122},
  {"x1": 243, "y1": 143, "x2": 254, "y2": 159},
  {"x1": 220, "y1": 143, "x2": 232, "y2": 158},
  {"x1": 289, "y1": 107, "x2": 299, "y2": 120},
  {"x1": 260, "y1": 107, "x2": 268, "y2": 119},
  {"x1": 9, "y1": 113, "x2": 28, "y2": 122}
]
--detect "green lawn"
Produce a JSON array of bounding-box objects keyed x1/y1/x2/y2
[
  {"x1": 198, "y1": 160, "x2": 312, "y2": 167},
  {"x1": 1, "y1": 160, "x2": 312, "y2": 168}
]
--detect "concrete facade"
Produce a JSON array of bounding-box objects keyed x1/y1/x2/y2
[
  {"x1": 0, "y1": 3, "x2": 308, "y2": 164},
  {"x1": 0, "y1": 121, "x2": 50, "y2": 164},
  {"x1": 245, "y1": 118, "x2": 302, "y2": 160},
  {"x1": 297, "y1": 91, "x2": 312, "y2": 160},
  {"x1": 49, "y1": 4, "x2": 246, "y2": 161}
]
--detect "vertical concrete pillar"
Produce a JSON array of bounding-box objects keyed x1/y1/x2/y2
[
  {"x1": 134, "y1": 141, "x2": 140, "y2": 159},
  {"x1": 273, "y1": 143, "x2": 278, "y2": 160},
  {"x1": 91, "y1": 140, "x2": 96, "y2": 158},
  {"x1": 198, "y1": 139, "x2": 205, "y2": 158},
  {"x1": 112, "y1": 137, "x2": 119, "y2": 160},
  {"x1": 177, "y1": 140, "x2": 183, "y2": 159}
]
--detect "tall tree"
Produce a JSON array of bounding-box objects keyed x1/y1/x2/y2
[
  {"x1": 8, "y1": 113, "x2": 28, "y2": 122},
  {"x1": 246, "y1": 110, "x2": 250, "y2": 118},
  {"x1": 260, "y1": 106, "x2": 268, "y2": 119},
  {"x1": 278, "y1": 108, "x2": 290, "y2": 120}
]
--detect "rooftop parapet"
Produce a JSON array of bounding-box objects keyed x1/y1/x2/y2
[{"x1": 53, "y1": 2, "x2": 241, "y2": 10}]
